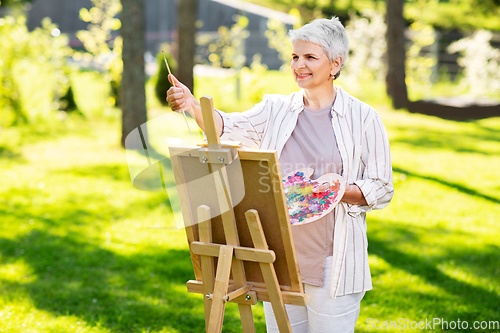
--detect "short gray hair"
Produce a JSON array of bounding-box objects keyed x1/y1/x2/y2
[{"x1": 289, "y1": 17, "x2": 349, "y2": 77}]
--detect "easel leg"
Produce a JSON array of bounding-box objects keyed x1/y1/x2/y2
[
  {"x1": 260, "y1": 264, "x2": 292, "y2": 333},
  {"x1": 212, "y1": 161, "x2": 256, "y2": 332},
  {"x1": 198, "y1": 206, "x2": 215, "y2": 330},
  {"x1": 245, "y1": 209, "x2": 292, "y2": 333},
  {"x1": 230, "y1": 257, "x2": 256, "y2": 333},
  {"x1": 207, "y1": 245, "x2": 233, "y2": 333},
  {"x1": 238, "y1": 303, "x2": 255, "y2": 333}
]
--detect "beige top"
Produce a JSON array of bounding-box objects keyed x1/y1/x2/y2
[{"x1": 279, "y1": 104, "x2": 343, "y2": 286}]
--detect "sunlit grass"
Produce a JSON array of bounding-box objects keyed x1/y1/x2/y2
[
  {"x1": 1, "y1": 70, "x2": 499, "y2": 332},
  {"x1": 355, "y1": 105, "x2": 500, "y2": 332}
]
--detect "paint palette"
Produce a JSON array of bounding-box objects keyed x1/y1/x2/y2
[{"x1": 282, "y1": 168, "x2": 346, "y2": 226}]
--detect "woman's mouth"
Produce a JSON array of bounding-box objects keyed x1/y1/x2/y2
[{"x1": 296, "y1": 73, "x2": 311, "y2": 79}]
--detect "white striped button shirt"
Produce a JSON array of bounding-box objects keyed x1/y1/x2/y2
[{"x1": 218, "y1": 87, "x2": 394, "y2": 297}]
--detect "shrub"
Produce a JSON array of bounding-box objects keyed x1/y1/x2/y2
[
  {"x1": 343, "y1": 10, "x2": 386, "y2": 94},
  {"x1": 447, "y1": 30, "x2": 500, "y2": 97},
  {"x1": 0, "y1": 15, "x2": 73, "y2": 126}
]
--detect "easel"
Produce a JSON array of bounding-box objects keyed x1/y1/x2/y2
[{"x1": 169, "y1": 96, "x2": 310, "y2": 333}]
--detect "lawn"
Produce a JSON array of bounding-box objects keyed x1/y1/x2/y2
[{"x1": 0, "y1": 71, "x2": 499, "y2": 332}]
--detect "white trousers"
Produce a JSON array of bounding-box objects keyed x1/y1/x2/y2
[{"x1": 263, "y1": 257, "x2": 365, "y2": 333}]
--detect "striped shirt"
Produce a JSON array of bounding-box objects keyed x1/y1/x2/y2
[{"x1": 218, "y1": 87, "x2": 394, "y2": 297}]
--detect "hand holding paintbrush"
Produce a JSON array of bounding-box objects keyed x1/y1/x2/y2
[
  {"x1": 162, "y1": 50, "x2": 191, "y2": 134},
  {"x1": 165, "y1": 55, "x2": 224, "y2": 137}
]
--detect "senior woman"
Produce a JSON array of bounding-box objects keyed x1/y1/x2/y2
[{"x1": 167, "y1": 17, "x2": 393, "y2": 333}]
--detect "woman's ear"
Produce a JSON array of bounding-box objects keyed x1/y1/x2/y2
[
  {"x1": 331, "y1": 56, "x2": 343, "y2": 76},
  {"x1": 330, "y1": 56, "x2": 344, "y2": 78}
]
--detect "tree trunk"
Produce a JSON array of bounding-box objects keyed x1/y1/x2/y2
[
  {"x1": 120, "y1": 0, "x2": 147, "y2": 148},
  {"x1": 177, "y1": 0, "x2": 197, "y2": 92},
  {"x1": 386, "y1": 0, "x2": 409, "y2": 109}
]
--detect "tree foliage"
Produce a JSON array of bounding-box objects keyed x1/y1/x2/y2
[
  {"x1": 343, "y1": 10, "x2": 386, "y2": 94},
  {"x1": 198, "y1": 15, "x2": 270, "y2": 102},
  {"x1": 448, "y1": 30, "x2": 500, "y2": 96},
  {"x1": 246, "y1": 0, "x2": 500, "y2": 31},
  {"x1": 406, "y1": 0, "x2": 500, "y2": 31},
  {"x1": 265, "y1": 8, "x2": 302, "y2": 72},
  {"x1": 0, "y1": 15, "x2": 73, "y2": 126},
  {"x1": 77, "y1": 0, "x2": 122, "y2": 106},
  {"x1": 202, "y1": 15, "x2": 250, "y2": 69},
  {"x1": 0, "y1": 0, "x2": 34, "y2": 7},
  {"x1": 406, "y1": 21, "x2": 436, "y2": 95}
]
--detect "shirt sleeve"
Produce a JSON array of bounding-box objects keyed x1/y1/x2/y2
[
  {"x1": 217, "y1": 96, "x2": 271, "y2": 148},
  {"x1": 350, "y1": 112, "x2": 394, "y2": 215}
]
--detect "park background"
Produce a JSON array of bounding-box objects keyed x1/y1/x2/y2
[{"x1": 1, "y1": 0, "x2": 499, "y2": 332}]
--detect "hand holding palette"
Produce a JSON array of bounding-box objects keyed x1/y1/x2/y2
[{"x1": 282, "y1": 168, "x2": 346, "y2": 225}]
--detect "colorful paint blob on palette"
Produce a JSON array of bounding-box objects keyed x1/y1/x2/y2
[{"x1": 283, "y1": 169, "x2": 345, "y2": 226}]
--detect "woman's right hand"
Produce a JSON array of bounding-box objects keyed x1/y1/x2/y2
[
  {"x1": 166, "y1": 74, "x2": 200, "y2": 117},
  {"x1": 166, "y1": 74, "x2": 223, "y2": 135}
]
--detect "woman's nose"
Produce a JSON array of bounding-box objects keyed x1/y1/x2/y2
[{"x1": 295, "y1": 57, "x2": 306, "y2": 68}]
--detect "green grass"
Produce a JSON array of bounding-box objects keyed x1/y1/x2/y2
[
  {"x1": 357, "y1": 108, "x2": 500, "y2": 332},
  {"x1": 1, "y1": 71, "x2": 499, "y2": 332}
]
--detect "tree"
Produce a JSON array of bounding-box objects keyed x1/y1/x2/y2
[
  {"x1": 177, "y1": 0, "x2": 197, "y2": 92},
  {"x1": 386, "y1": 0, "x2": 408, "y2": 109},
  {"x1": 120, "y1": 0, "x2": 148, "y2": 148},
  {"x1": 0, "y1": 0, "x2": 33, "y2": 7}
]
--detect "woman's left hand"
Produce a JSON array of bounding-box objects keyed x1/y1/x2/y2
[{"x1": 341, "y1": 184, "x2": 368, "y2": 206}]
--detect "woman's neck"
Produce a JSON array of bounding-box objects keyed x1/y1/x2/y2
[{"x1": 302, "y1": 84, "x2": 337, "y2": 111}]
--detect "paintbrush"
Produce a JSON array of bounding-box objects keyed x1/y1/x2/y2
[{"x1": 163, "y1": 50, "x2": 191, "y2": 134}]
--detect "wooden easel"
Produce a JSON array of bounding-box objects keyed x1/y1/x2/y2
[{"x1": 169, "y1": 96, "x2": 310, "y2": 333}]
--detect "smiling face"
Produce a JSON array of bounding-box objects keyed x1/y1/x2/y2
[{"x1": 291, "y1": 39, "x2": 342, "y2": 91}]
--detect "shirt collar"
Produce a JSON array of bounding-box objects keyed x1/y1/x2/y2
[
  {"x1": 289, "y1": 90, "x2": 304, "y2": 112},
  {"x1": 331, "y1": 87, "x2": 346, "y2": 117}
]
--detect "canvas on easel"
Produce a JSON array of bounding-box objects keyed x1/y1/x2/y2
[{"x1": 168, "y1": 96, "x2": 310, "y2": 333}]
